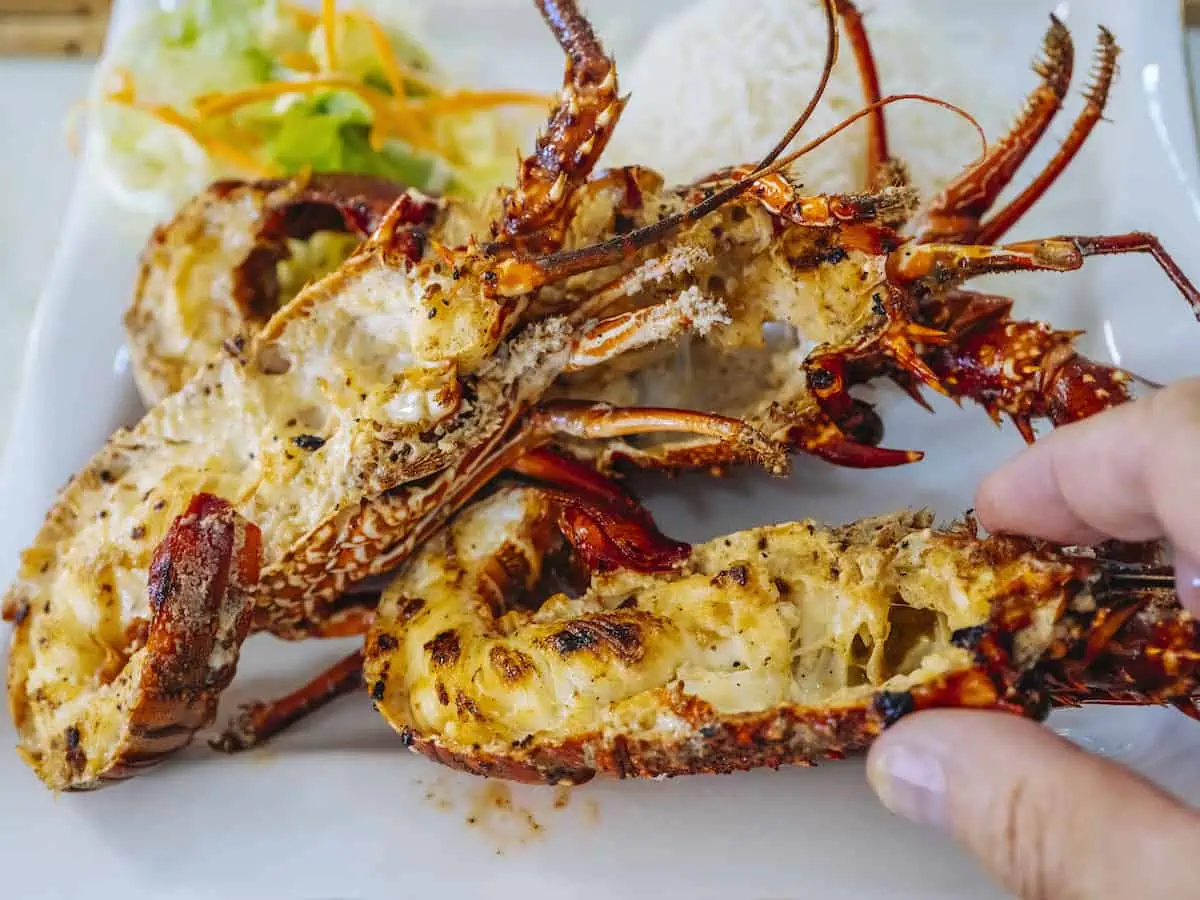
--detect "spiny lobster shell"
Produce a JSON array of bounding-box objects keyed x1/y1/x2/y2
[
  {"x1": 125, "y1": 173, "x2": 407, "y2": 405},
  {"x1": 364, "y1": 486, "x2": 1191, "y2": 785},
  {"x1": 6, "y1": 495, "x2": 260, "y2": 791}
]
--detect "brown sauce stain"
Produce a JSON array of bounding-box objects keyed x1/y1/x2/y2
[
  {"x1": 465, "y1": 782, "x2": 544, "y2": 854},
  {"x1": 581, "y1": 796, "x2": 601, "y2": 825},
  {"x1": 419, "y1": 773, "x2": 602, "y2": 854}
]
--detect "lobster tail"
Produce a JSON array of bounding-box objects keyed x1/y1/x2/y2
[{"x1": 1043, "y1": 559, "x2": 1200, "y2": 716}]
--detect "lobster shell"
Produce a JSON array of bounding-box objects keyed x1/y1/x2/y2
[
  {"x1": 364, "y1": 486, "x2": 1192, "y2": 785},
  {"x1": 125, "y1": 174, "x2": 408, "y2": 405},
  {"x1": 6, "y1": 495, "x2": 260, "y2": 790}
]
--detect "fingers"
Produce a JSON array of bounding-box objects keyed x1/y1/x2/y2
[
  {"x1": 976, "y1": 376, "x2": 1200, "y2": 560},
  {"x1": 1177, "y1": 554, "x2": 1200, "y2": 617},
  {"x1": 867, "y1": 710, "x2": 1200, "y2": 899}
]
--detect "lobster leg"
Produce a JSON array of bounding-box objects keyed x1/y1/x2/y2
[
  {"x1": 888, "y1": 233, "x2": 1200, "y2": 319},
  {"x1": 832, "y1": 0, "x2": 904, "y2": 190},
  {"x1": 737, "y1": 179, "x2": 915, "y2": 238},
  {"x1": 492, "y1": 0, "x2": 622, "y2": 253},
  {"x1": 212, "y1": 649, "x2": 365, "y2": 753},
  {"x1": 797, "y1": 279, "x2": 953, "y2": 454},
  {"x1": 513, "y1": 447, "x2": 691, "y2": 573},
  {"x1": 597, "y1": 396, "x2": 918, "y2": 474},
  {"x1": 911, "y1": 15, "x2": 1075, "y2": 244},
  {"x1": 975, "y1": 28, "x2": 1119, "y2": 245},
  {"x1": 779, "y1": 405, "x2": 922, "y2": 468},
  {"x1": 916, "y1": 292, "x2": 1137, "y2": 441},
  {"x1": 834, "y1": 288, "x2": 1138, "y2": 443},
  {"x1": 525, "y1": 400, "x2": 787, "y2": 472},
  {"x1": 566, "y1": 289, "x2": 729, "y2": 370}
]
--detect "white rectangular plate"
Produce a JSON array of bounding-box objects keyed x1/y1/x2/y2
[{"x1": 3, "y1": 2, "x2": 1200, "y2": 898}]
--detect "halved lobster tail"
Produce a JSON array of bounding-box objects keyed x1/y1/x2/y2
[
  {"x1": 125, "y1": 174, "x2": 411, "y2": 404},
  {"x1": 5, "y1": 493, "x2": 261, "y2": 791},
  {"x1": 363, "y1": 488, "x2": 1199, "y2": 786}
]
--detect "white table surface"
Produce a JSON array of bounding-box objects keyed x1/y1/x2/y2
[{"x1": 1, "y1": 29, "x2": 1199, "y2": 453}]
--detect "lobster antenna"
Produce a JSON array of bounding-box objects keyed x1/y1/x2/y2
[
  {"x1": 530, "y1": 93, "x2": 984, "y2": 286},
  {"x1": 1126, "y1": 370, "x2": 1166, "y2": 391},
  {"x1": 763, "y1": 93, "x2": 988, "y2": 177},
  {"x1": 1100, "y1": 560, "x2": 1178, "y2": 591},
  {"x1": 524, "y1": 0, "x2": 840, "y2": 282},
  {"x1": 749, "y1": 0, "x2": 840, "y2": 173}
]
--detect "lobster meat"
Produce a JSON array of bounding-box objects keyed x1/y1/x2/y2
[
  {"x1": 535, "y1": 9, "x2": 1199, "y2": 472},
  {"x1": 6, "y1": 0, "x2": 805, "y2": 790},
  {"x1": 125, "y1": 173, "x2": 408, "y2": 404},
  {"x1": 163, "y1": 0, "x2": 1200, "y2": 755},
  {"x1": 363, "y1": 485, "x2": 1195, "y2": 785},
  {"x1": 6, "y1": 495, "x2": 261, "y2": 789}
]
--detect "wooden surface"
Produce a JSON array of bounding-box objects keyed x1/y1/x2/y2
[
  {"x1": 0, "y1": 1, "x2": 110, "y2": 12},
  {"x1": 0, "y1": 0, "x2": 110, "y2": 57}
]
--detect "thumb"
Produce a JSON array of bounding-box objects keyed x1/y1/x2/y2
[{"x1": 866, "y1": 710, "x2": 1200, "y2": 899}]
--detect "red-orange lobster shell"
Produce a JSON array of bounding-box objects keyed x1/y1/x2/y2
[{"x1": 363, "y1": 485, "x2": 1195, "y2": 785}]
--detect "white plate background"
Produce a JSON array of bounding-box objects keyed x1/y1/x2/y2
[{"x1": 2, "y1": 2, "x2": 1200, "y2": 898}]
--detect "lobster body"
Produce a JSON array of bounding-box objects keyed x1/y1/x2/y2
[
  {"x1": 7, "y1": 495, "x2": 261, "y2": 790},
  {"x1": 125, "y1": 174, "x2": 408, "y2": 405},
  {"x1": 5, "y1": 1, "x2": 784, "y2": 790},
  {"x1": 365, "y1": 486, "x2": 1194, "y2": 785},
  {"x1": 9, "y1": 0, "x2": 1200, "y2": 792}
]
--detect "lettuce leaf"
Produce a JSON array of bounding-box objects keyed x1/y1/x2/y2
[{"x1": 264, "y1": 93, "x2": 443, "y2": 188}]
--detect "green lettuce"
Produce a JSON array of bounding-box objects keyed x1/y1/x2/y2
[{"x1": 264, "y1": 93, "x2": 446, "y2": 188}]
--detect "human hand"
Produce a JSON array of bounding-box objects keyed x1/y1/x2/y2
[{"x1": 866, "y1": 377, "x2": 1200, "y2": 899}]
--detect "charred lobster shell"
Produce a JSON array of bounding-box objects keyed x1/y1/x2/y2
[{"x1": 364, "y1": 486, "x2": 1194, "y2": 785}]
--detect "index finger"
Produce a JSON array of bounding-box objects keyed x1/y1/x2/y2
[{"x1": 974, "y1": 377, "x2": 1200, "y2": 563}]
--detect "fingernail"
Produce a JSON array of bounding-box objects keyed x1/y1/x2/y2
[
  {"x1": 867, "y1": 742, "x2": 949, "y2": 829},
  {"x1": 1177, "y1": 554, "x2": 1200, "y2": 616}
]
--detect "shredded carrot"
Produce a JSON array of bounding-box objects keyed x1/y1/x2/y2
[
  {"x1": 278, "y1": 1, "x2": 320, "y2": 29},
  {"x1": 411, "y1": 90, "x2": 553, "y2": 116},
  {"x1": 194, "y1": 76, "x2": 379, "y2": 116},
  {"x1": 278, "y1": 50, "x2": 321, "y2": 74},
  {"x1": 344, "y1": 9, "x2": 440, "y2": 96},
  {"x1": 106, "y1": 66, "x2": 137, "y2": 104},
  {"x1": 321, "y1": 0, "x2": 339, "y2": 73},
  {"x1": 343, "y1": 8, "x2": 445, "y2": 150},
  {"x1": 106, "y1": 96, "x2": 276, "y2": 178},
  {"x1": 150, "y1": 106, "x2": 277, "y2": 177},
  {"x1": 354, "y1": 11, "x2": 408, "y2": 99},
  {"x1": 194, "y1": 76, "x2": 431, "y2": 149}
]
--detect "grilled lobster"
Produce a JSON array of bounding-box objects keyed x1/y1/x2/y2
[
  {"x1": 536, "y1": 8, "x2": 1200, "y2": 472},
  {"x1": 158, "y1": 0, "x2": 1200, "y2": 756},
  {"x1": 124, "y1": 4, "x2": 1200, "y2": 473},
  {"x1": 5, "y1": 0, "x2": 805, "y2": 790},
  {"x1": 363, "y1": 484, "x2": 1194, "y2": 785},
  {"x1": 125, "y1": 173, "x2": 407, "y2": 404},
  {"x1": 10, "y1": 0, "x2": 1198, "y2": 790}
]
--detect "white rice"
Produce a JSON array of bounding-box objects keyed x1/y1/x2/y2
[{"x1": 601, "y1": 0, "x2": 1017, "y2": 201}]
